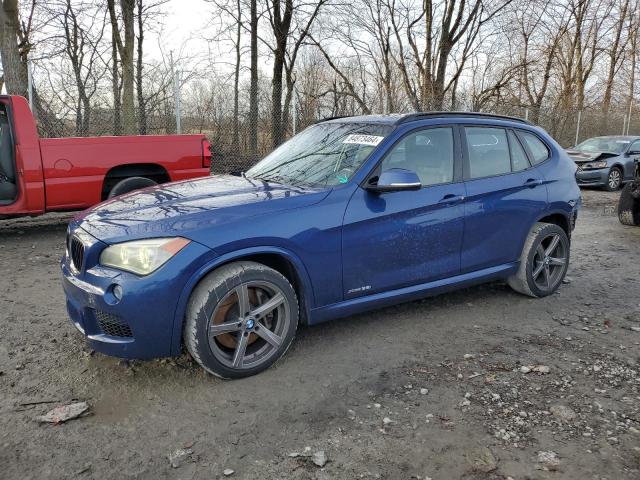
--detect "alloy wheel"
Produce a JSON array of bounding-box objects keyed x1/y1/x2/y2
[
  {"x1": 531, "y1": 233, "x2": 567, "y2": 292},
  {"x1": 207, "y1": 281, "x2": 290, "y2": 370},
  {"x1": 608, "y1": 169, "x2": 621, "y2": 190}
]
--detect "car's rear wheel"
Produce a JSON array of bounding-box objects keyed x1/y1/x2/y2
[
  {"x1": 184, "y1": 261, "x2": 298, "y2": 379},
  {"x1": 618, "y1": 182, "x2": 640, "y2": 226},
  {"x1": 605, "y1": 167, "x2": 622, "y2": 191},
  {"x1": 508, "y1": 222, "x2": 570, "y2": 298}
]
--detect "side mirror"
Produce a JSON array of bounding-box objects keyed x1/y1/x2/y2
[{"x1": 367, "y1": 168, "x2": 421, "y2": 193}]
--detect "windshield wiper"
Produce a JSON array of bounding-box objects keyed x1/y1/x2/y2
[{"x1": 253, "y1": 174, "x2": 292, "y2": 185}]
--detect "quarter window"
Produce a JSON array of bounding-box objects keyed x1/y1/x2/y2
[
  {"x1": 508, "y1": 130, "x2": 530, "y2": 172},
  {"x1": 520, "y1": 132, "x2": 550, "y2": 165},
  {"x1": 465, "y1": 127, "x2": 511, "y2": 179},
  {"x1": 380, "y1": 127, "x2": 454, "y2": 186}
]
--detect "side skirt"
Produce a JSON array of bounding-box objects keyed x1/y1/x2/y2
[{"x1": 309, "y1": 262, "x2": 519, "y2": 325}]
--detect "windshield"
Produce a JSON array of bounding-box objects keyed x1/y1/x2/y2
[
  {"x1": 575, "y1": 138, "x2": 629, "y2": 154},
  {"x1": 246, "y1": 122, "x2": 393, "y2": 187}
]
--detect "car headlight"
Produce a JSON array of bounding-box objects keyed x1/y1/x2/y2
[
  {"x1": 99, "y1": 237, "x2": 191, "y2": 275},
  {"x1": 583, "y1": 161, "x2": 607, "y2": 169}
]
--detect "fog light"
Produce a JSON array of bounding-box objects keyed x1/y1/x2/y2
[{"x1": 113, "y1": 285, "x2": 123, "y2": 302}]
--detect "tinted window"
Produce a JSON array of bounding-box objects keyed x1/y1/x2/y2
[
  {"x1": 508, "y1": 130, "x2": 530, "y2": 172},
  {"x1": 380, "y1": 127, "x2": 454, "y2": 186},
  {"x1": 465, "y1": 127, "x2": 511, "y2": 179},
  {"x1": 520, "y1": 132, "x2": 549, "y2": 165}
]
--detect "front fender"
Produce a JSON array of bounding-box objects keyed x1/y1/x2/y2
[{"x1": 169, "y1": 245, "x2": 314, "y2": 355}]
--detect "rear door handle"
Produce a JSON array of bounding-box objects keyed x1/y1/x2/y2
[
  {"x1": 525, "y1": 178, "x2": 542, "y2": 188},
  {"x1": 438, "y1": 194, "x2": 465, "y2": 204}
]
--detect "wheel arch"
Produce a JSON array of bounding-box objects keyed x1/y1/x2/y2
[
  {"x1": 536, "y1": 211, "x2": 570, "y2": 237},
  {"x1": 170, "y1": 246, "x2": 314, "y2": 356},
  {"x1": 101, "y1": 163, "x2": 171, "y2": 200}
]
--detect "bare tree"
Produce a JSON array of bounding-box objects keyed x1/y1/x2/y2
[
  {"x1": 53, "y1": 0, "x2": 109, "y2": 135},
  {"x1": 108, "y1": 0, "x2": 135, "y2": 134},
  {"x1": 601, "y1": 0, "x2": 631, "y2": 127},
  {"x1": 265, "y1": 0, "x2": 329, "y2": 147}
]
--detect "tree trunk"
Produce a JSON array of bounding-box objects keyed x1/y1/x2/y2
[
  {"x1": 271, "y1": 47, "x2": 286, "y2": 147},
  {"x1": 602, "y1": 0, "x2": 630, "y2": 130},
  {"x1": 232, "y1": 0, "x2": 241, "y2": 150},
  {"x1": 136, "y1": 0, "x2": 146, "y2": 134},
  {"x1": 111, "y1": 27, "x2": 122, "y2": 135},
  {"x1": 248, "y1": 0, "x2": 258, "y2": 154},
  {"x1": 0, "y1": 0, "x2": 59, "y2": 136},
  {"x1": 0, "y1": 0, "x2": 28, "y2": 96},
  {"x1": 108, "y1": 0, "x2": 136, "y2": 135}
]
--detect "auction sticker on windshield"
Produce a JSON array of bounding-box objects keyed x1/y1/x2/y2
[{"x1": 343, "y1": 134, "x2": 384, "y2": 146}]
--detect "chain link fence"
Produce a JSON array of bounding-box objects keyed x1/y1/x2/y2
[{"x1": 27, "y1": 63, "x2": 638, "y2": 176}]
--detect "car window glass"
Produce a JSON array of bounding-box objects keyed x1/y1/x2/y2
[
  {"x1": 465, "y1": 127, "x2": 510, "y2": 179},
  {"x1": 380, "y1": 127, "x2": 454, "y2": 186},
  {"x1": 508, "y1": 130, "x2": 530, "y2": 172},
  {"x1": 520, "y1": 132, "x2": 549, "y2": 165},
  {"x1": 629, "y1": 140, "x2": 640, "y2": 154}
]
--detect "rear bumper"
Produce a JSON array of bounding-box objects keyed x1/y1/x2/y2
[
  {"x1": 61, "y1": 239, "x2": 212, "y2": 359},
  {"x1": 575, "y1": 168, "x2": 608, "y2": 186}
]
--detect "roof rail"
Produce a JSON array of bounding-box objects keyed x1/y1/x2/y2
[
  {"x1": 315, "y1": 115, "x2": 350, "y2": 124},
  {"x1": 396, "y1": 111, "x2": 532, "y2": 126}
]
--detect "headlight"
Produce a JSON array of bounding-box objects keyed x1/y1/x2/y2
[
  {"x1": 99, "y1": 237, "x2": 190, "y2": 275},
  {"x1": 583, "y1": 161, "x2": 607, "y2": 169}
]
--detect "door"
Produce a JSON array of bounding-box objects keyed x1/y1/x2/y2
[
  {"x1": 461, "y1": 126, "x2": 548, "y2": 273},
  {"x1": 342, "y1": 126, "x2": 466, "y2": 299}
]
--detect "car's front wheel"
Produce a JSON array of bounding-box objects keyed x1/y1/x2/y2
[
  {"x1": 508, "y1": 222, "x2": 570, "y2": 298},
  {"x1": 605, "y1": 167, "x2": 622, "y2": 191},
  {"x1": 184, "y1": 261, "x2": 298, "y2": 379}
]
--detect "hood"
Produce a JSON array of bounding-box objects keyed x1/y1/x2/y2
[
  {"x1": 566, "y1": 149, "x2": 618, "y2": 163},
  {"x1": 73, "y1": 175, "x2": 329, "y2": 244}
]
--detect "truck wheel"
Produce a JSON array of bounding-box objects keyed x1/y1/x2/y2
[
  {"x1": 618, "y1": 182, "x2": 640, "y2": 226},
  {"x1": 508, "y1": 222, "x2": 570, "y2": 298},
  {"x1": 107, "y1": 177, "x2": 157, "y2": 198},
  {"x1": 184, "y1": 261, "x2": 298, "y2": 379}
]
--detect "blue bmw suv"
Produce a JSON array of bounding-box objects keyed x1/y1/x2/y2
[{"x1": 62, "y1": 113, "x2": 581, "y2": 378}]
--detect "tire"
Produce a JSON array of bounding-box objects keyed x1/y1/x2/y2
[
  {"x1": 184, "y1": 261, "x2": 299, "y2": 379},
  {"x1": 107, "y1": 176, "x2": 157, "y2": 198},
  {"x1": 508, "y1": 222, "x2": 570, "y2": 298},
  {"x1": 618, "y1": 182, "x2": 640, "y2": 226},
  {"x1": 605, "y1": 167, "x2": 622, "y2": 191}
]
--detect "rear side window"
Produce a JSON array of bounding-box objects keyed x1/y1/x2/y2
[
  {"x1": 508, "y1": 130, "x2": 530, "y2": 172},
  {"x1": 465, "y1": 127, "x2": 511, "y2": 179},
  {"x1": 519, "y1": 132, "x2": 550, "y2": 165}
]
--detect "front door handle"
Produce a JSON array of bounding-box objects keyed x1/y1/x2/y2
[
  {"x1": 438, "y1": 194, "x2": 465, "y2": 204},
  {"x1": 525, "y1": 178, "x2": 542, "y2": 188}
]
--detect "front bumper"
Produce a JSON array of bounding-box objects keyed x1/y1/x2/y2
[
  {"x1": 575, "y1": 167, "x2": 608, "y2": 186},
  {"x1": 61, "y1": 230, "x2": 212, "y2": 359}
]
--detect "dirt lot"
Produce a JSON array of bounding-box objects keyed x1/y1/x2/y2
[{"x1": 1, "y1": 189, "x2": 639, "y2": 480}]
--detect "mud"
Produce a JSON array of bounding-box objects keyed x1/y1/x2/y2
[{"x1": 1, "y1": 189, "x2": 639, "y2": 479}]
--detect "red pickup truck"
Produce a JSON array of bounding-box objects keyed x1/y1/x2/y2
[{"x1": 0, "y1": 95, "x2": 211, "y2": 218}]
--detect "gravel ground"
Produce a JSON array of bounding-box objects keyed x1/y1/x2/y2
[{"x1": 1, "y1": 189, "x2": 639, "y2": 480}]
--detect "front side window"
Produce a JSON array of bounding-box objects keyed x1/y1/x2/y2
[
  {"x1": 521, "y1": 132, "x2": 550, "y2": 164},
  {"x1": 379, "y1": 127, "x2": 454, "y2": 186},
  {"x1": 465, "y1": 127, "x2": 511, "y2": 179},
  {"x1": 246, "y1": 122, "x2": 393, "y2": 188}
]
